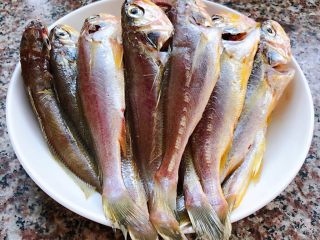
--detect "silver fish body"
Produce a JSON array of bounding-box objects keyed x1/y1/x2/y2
[
  {"x1": 78, "y1": 14, "x2": 157, "y2": 240},
  {"x1": 221, "y1": 20, "x2": 295, "y2": 181},
  {"x1": 150, "y1": 0, "x2": 222, "y2": 239}
]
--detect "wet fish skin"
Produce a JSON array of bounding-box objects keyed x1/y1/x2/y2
[
  {"x1": 221, "y1": 20, "x2": 294, "y2": 181},
  {"x1": 49, "y1": 25, "x2": 79, "y2": 125},
  {"x1": 121, "y1": 121, "x2": 150, "y2": 217},
  {"x1": 49, "y1": 25, "x2": 93, "y2": 151},
  {"x1": 223, "y1": 128, "x2": 267, "y2": 210},
  {"x1": 78, "y1": 14, "x2": 157, "y2": 240},
  {"x1": 182, "y1": 145, "x2": 224, "y2": 240},
  {"x1": 122, "y1": 0, "x2": 174, "y2": 197},
  {"x1": 179, "y1": 13, "x2": 257, "y2": 240},
  {"x1": 150, "y1": 0, "x2": 222, "y2": 238},
  {"x1": 223, "y1": 64, "x2": 295, "y2": 211},
  {"x1": 188, "y1": 16, "x2": 260, "y2": 238},
  {"x1": 20, "y1": 20, "x2": 101, "y2": 191}
]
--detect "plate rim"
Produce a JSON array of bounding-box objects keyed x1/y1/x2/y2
[{"x1": 6, "y1": 0, "x2": 315, "y2": 227}]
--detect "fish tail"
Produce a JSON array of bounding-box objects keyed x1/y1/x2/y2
[
  {"x1": 150, "y1": 181, "x2": 186, "y2": 240},
  {"x1": 176, "y1": 195, "x2": 191, "y2": 231},
  {"x1": 186, "y1": 199, "x2": 224, "y2": 240},
  {"x1": 183, "y1": 148, "x2": 225, "y2": 240},
  {"x1": 222, "y1": 212, "x2": 232, "y2": 240},
  {"x1": 102, "y1": 192, "x2": 157, "y2": 240}
]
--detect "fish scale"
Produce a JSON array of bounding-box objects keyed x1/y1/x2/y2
[
  {"x1": 20, "y1": 20, "x2": 101, "y2": 192},
  {"x1": 78, "y1": 14, "x2": 157, "y2": 240},
  {"x1": 182, "y1": 13, "x2": 260, "y2": 240},
  {"x1": 149, "y1": 0, "x2": 222, "y2": 239},
  {"x1": 221, "y1": 20, "x2": 295, "y2": 183}
]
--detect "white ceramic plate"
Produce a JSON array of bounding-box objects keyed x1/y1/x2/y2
[{"x1": 6, "y1": 0, "x2": 314, "y2": 227}]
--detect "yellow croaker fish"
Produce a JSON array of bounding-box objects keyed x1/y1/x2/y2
[
  {"x1": 78, "y1": 14, "x2": 157, "y2": 240},
  {"x1": 223, "y1": 128, "x2": 266, "y2": 210},
  {"x1": 49, "y1": 25, "x2": 80, "y2": 127},
  {"x1": 222, "y1": 20, "x2": 295, "y2": 210},
  {"x1": 20, "y1": 20, "x2": 101, "y2": 191},
  {"x1": 49, "y1": 24, "x2": 96, "y2": 154},
  {"x1": 182, "y1": 144, "x2": 224, "y2": 239},
  {"x1": 121, "y1": 0, "x2": 174, "y2": 199},
  {"x1": 185, "y1": 13, "x2": 260, "y2": 239},
  {"x1": 149, "y1": 0, "x2": 222, "y2": 239}
]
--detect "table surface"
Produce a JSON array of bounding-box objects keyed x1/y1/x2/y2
[{"x1": 0, "y1": 0, "x2": 319, "y2": 239}]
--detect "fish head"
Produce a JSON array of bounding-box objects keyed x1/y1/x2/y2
[
  {"x1": 50, "y1": 24, "x2": 79, "y2": 48},
  {"x1": 20, "y1": 20, "x2": 50, "y2": 58},
  {"x1": 81, "y1": 14, "x2": 119, "y2": 41},
  {"x1": 222, "y1": 26, "x2": 260, "y2": 62},
  {"x1": 266, "y1": 65, "x2": 295, "y2": 104},
  {"x1": 212, "y1": 12, "x2": 257, "y2": 36},
  {"x1": 212, "y1": 13, "x2": 260, "y2": 60},
  {"x1": 260, "y1": 20, "x2": 292, "y2": 67},
  {"x1": 122, "y1": 0, "x2": 174, "y2": 51}
]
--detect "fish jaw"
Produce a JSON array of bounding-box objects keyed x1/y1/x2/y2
[
  {"x1": 122, "y1": 0, "x2": 174, "y2": 51},
  {"x1": 266, "y1": 65, "x2": 295, "y2": 110},
  {"x1": 212, "y1": 12, "x2": 257, "y2": 35},
  {"x1": 222, "y1": 26, "x2": 260, "y2": 61}
]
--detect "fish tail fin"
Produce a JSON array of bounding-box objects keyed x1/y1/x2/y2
[
  {"x1": 183, "y1": 147, "x2": 225, "y2": 240},
  {"x1": 150, "y1": 180, "x2": 186, "y2": 240},
  {"x1": 222, "y1": 212, "x2": 232, "y2": 240},
  {"x1": 176, "y1": 195, "x2": 191, "y2": 231},
  {"x1": 186, "y1": 198, "x2": 224, "y2": 240},
  {"x1": 102, "y1": 192, "x2": 157, "y2": 240}
]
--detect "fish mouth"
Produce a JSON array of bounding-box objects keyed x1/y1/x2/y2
[
  {"x1": 123, "y1": 0, "x2": 174, "y2": 51},
  {"x1": 21, "y1": 20, "x2": 50, "y2": 53},
  {"x1": 144, "y1": 30, "x2": 173, "y2": 51},
  {"x1": 222, "y1": 32, "x2": 247, "y2": 41},
  {"x1": 82, "y1": 14, "x2": 117, "y2": 35},
  {"x1": 212, "y1": 13, "x2": 258, "y2": 36},
  {"x1": 123, "y1": 0, "x2": 174, "y2": 30},
  {"x1": 266, "y1": 64, "x2": 295, "y2": 101},
  {"x1": 261, "y1": 20, "x2": 292, "y2": 67},
  {"x1": 212, "y1": 13, "x2": 259, "y2": 46},
  {"x1": 264, "y1": 44, "x2": 291, "y2": 67}
]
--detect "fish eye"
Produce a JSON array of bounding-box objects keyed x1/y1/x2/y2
[
  {"x1": 127, "y1": 5, "x2": 144, "y2": 18},
  {"x1": 57, "y1": 31, "x2": 68, "y2": 38},
  {"x1": 43, "y1": 37, "x2": 51, "y2": 49},
  {"x1": 211, "y1": 15, "x2": 223, "y2": 22},
  {"x1": 45, "y1": 37, "x2": 50, "y2": 45},
  {"x1": 88, "y1": 15, "x2": 98, "y2": 20},
  {"x1": 263, "y1": 24, "x2": 276, "y2": 37}
]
